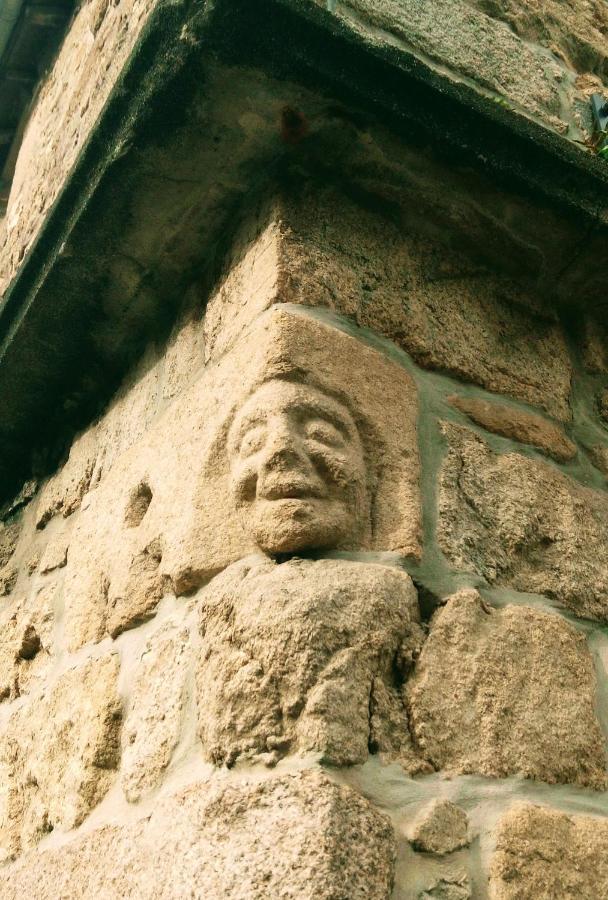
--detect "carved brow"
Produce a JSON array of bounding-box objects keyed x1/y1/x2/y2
[{"x1": 293, "y1": 401, "x2": 356, "y2": 440}]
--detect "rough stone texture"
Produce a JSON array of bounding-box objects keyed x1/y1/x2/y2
[
  {"x1": 39, "y1": 535, "x2": 69, "y2": 574},
  {"x1": 35, "y1": 428, "x2": 100, "y2": 528},
  {"x1": 1, "y1": 771, "x2": 396, "y2": 899},
  {"x1": 0, "y1": 582, "x2": 55, "y2": 704},
  {"x1": 0, "y1": 520, "x2": 21, "y2": 569},
  {"x1": 409, "y1": 800, "x2": 469, "y2": 855},
  {"x1": 196, "y1": 556, "x2": 426, "y2": 769},
  {"x1": 334, "y1": 0, "x2": 576, "y2": 134},
  {"x1": 420, "y1": 875, "x2": 472, "y2": 899},
  {"x1": 489, "y1": 803, "x2": 608, "y2": 899},
  {"x1": 439, "y1": 422, "x2": 608, "y2": 621},
  {"x1": 406, "y1": 589, "x2": 607, "y2": 788},
  {"x1": 0, "y1": 0, "x2": 161, "y2": 297},
  {"x1": 0, "y1": 653, "x2": 121, "y2": 860},
  {"x1": 467, "y1": 0, "x2": 608, "y2": 81},
  {"x1": 447, "y1": 395, "x2": 576, "y2": 462},
  {"x1": 122, "y1": 621, "x2": 190, "y2": 802},
  {"x1": 62, "y1": 307, "x2": 421, "y2": 649},
  {"x1": 216, "y1": 190, "x2": 572, "y2": 420}
]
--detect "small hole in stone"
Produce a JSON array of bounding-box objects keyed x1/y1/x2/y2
[
  {"x1": 124, "y1": 482, "x2": 153, "y2": 528},
  {"x1": 18, "y1": 625, "x2": 41, "y2": 661}
]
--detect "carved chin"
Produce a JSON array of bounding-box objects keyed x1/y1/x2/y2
[{"x1": 246, "y1": 498, "x2": 355, "y2": 555}]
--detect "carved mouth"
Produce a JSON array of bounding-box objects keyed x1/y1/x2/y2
[{"x1": 260, "y1": 480, "x2": 322, "y2": 501}]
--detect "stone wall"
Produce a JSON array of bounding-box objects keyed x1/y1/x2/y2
[{"x1": 0, "y1": 186, "x2": 607, "y2": 897}]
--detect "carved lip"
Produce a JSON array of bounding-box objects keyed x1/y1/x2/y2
[{"x1": 259, "y1": 479, "x2": 324, "y2": 501}]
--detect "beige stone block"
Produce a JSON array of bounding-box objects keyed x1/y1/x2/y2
[
  {"x1": 62, "y1": 450, "x2": 163, "y2": 650},
  {"x1": 159, "y1": 305, "x2": 422, "y2": 589},
  {"x1": 332, "y1": 0, "x2": 573, "y2": 132},
  {"x1": 1, "y1": 771, "x2": 396, "y2": 899},
  {"x1": 2, "y1": 0, "x2": 160, "y2": 295},
  {"x1": 439, "y1": 422, "x2": 608, "y2": 621},
  {"x1": 409, "y1": 800, "x2": 469, "y2": 855},
  {"x1": 406, "y1": 589, "x2": 607, "y2": 788},
  {"x1": 465, "y1": 0, "x2": 608, "y2": 89},
  {"x1": 276, "y1": 191, "x2": 572, "y2": 419},
  {"x1": 489, "y1": 803, "x2": 608, "y2": 899},
  {"x1": 197, "y1": 556, "x2": 425, "y2": 769},
  {"x1": 63, "y1": 306, "x2": 421, "y2": 648},
  {"x1": 204, "y1": 190, "x2": 571, "y2": 420},
  {"x1": 162, "y1": 305, "x2": 205, "y2": 399},
  {"x1": 0, "y1": 566, "x2": 17, "y2": 597},
  {"x1": 0, "y1": 520, "x2": 20, "y2": 569},
  {"x1": 447, "y1": 395, "x2": 576, "y2": 462},
  {"x1": 203, "y1": 215, "x2": 282, "y2": 362},
  {"x1": 121, "y1": 621, "x2": 190, "y2": 802},
  {"x1": 35, "y1": 427, "x2": 99, "y2": 528},
  {"x1": 0, "y1": 653, "x2": 121, "y2": 859},
  {"x1": 39, "y1": 535, "x2": 69, "y2": 573},
  {"x1": 0, "y1": 582, "x2": 55, "y2": 704}
]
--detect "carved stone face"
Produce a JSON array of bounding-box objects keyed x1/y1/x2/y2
[{"x1": 228, "y1": 380, "x2": 368, "y2": 555}]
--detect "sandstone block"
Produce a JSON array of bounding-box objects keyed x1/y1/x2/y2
[
  {"x1": 1, "y1": 771, "x2": 396, "y2": 899},
  {"x1": 439, "y1": 423, "x2": 608, "y2": 621},
  {"x1": 0, "y1": 653, "x2": 121, "y2": 859},
  {"x1": 406, "y1": 589, "x2": 607, "y2": 788},
  {"x1": 122, "y1": 621, "x2": 190, "y2": 802},
  {"x1": 35, "y1": 427, "x2": 99, "y2": 528},
  {"x1": 0, "y1": 520, "x2": 20, "y2": 569},
  {"x1": 161, "y1": 305, "x2": 422, "y2": 588},
  {"x1": 489, "y1": 803, "x2": 608, "y2": 899},
  {"x1": 447, "y1": 395, "x2": 576, "y2": 462},
  {"x1": 39, "y1": 535, "x2": 69, "y2": 573},
  {"x1": 0, "y1": 582, "x2": 55, "y2": 704},
  {"x1": 205, "y1": 190, "x2": 571, "y2": 420},
  {"x1": 197, "y1": 556, "x2": 425, "y2": 769},
  {"x1": 409, "y1": 800, "x2": 469, "y2": 855},
  {"x1": 63, "y1": 306, "x2": 421, "y2": 648},
  {"x1": 465, "y1": 0, "x2": 608, "y2": 84},
  {"x1": 334, "y1": 0, "x2": 571, "y2": 132}
]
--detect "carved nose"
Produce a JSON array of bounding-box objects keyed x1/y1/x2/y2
[{"x1": 261, "y1": 425, "x2": 305, "y2": 470}]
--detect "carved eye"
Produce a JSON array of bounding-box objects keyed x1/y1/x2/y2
[
  {"x1": 304, "y1": 419, "x2": 345, "y2": 448},
  {"x1": 239, "y1": 426, "x2": 267, "y2": 458}
]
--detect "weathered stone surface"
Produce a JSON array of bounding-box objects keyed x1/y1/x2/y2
[
  {"x1": 439, "y1": 423, "x2": 608, "y2": 621},
  {"x1": 448, "y1": 395, "x2": 576, "y2": 462},
  {"x1": 1, "y1": 771, "x2": 396, "y2": 899},
  {"x1": 332, "y1": 0, "x2": 573, "y2": 133},
  {"x1": 122, "y1": 621, "x2": 190, "y2": 802},
  {"x1": 467, "y1": 0, "x2": 608, "y2": 81},
  {"x1": 1, "y1": 0, "x2": 161, "y2": 296},
  {"x1": 35, "y1": 427, "x2": 99, "y2": 527},
  {"x1": 407, "y1": 589, "x2": 607, "y2": 788},
  {"x1": 0, "y1": 583, "x2": 55, "y2": 704},
  {"x1": 587, "y1": 443, "x2": 608, "y2": 476},
  {"x1": 63, "y1": 307, "x2": 421, "y2": 648},
  {"x1": 39, "y1": 535, "x2": 69, "y2": 574},
  {"x1": 420, "y1": 875, "x2": 471, "y2": 899},
  {"x1": 489, "y1": 803, "x2": 608, "y2": 899},
  {"x1": 0, "y1": 653, "x2": 121, "y2": 860},
  {"x1": 287, "y1": 192, "x2": 571, "y2": 419},
  {"x1": 0, "y1": 520, "x2": 21, "y2": 569},
  {"x1": 197, "y1": 556, "x2": 425, "y2": 769},
  {"x1": 409, "y1": 800, "x2": 469, "y2": 855},
  {"x1": 203, "y1": 213, "x2": 282, "y2": 362}
]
